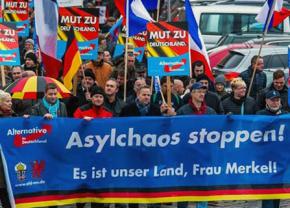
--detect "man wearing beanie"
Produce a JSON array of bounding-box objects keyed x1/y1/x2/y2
[
  {"x1": 74, "y1": 85, "x2": 112, "y2": 120},
  {"x1": 23, "y1": 51, "x2": 40, "y2": 74},
  {"x1": 21, "y1": 38, "x2": 34, "y2": 64}
]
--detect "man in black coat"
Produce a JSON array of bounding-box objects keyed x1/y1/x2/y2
[
  {"x1": 183, "y1": 74, "x2": 224, "y2": 114},
  {"x1": 257, "y1": 90, "x2": 287, "y2": 208},
  {"x1": 120, "y1": 85, "x2": 162, "y2": 117},
  {"x1": 257, "y1": 90, "x2": 288, "y2": 115},
  {"x1": 257, "y1": 69, "x2": 289, "y2": 111}
]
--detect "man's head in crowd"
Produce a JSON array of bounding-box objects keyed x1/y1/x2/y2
[
  {"x1": 272, "y1": 69, "x2": 286, "y2": 91},
  {"x1": 97, "y1": 45, "x2": 104, "y2": 63},
  {"x1": 11, "y1": 66, "x2": 23, "y2": 81},
  {"x1": 133, "y1": 78, "x2": 146, "y2": 93},
  {"x1": 251, "y1": 55, "x2": 264, "y2": 72},
  {"x1": 106, "y1": 17, "x2": 116, "y2": 27},
  {"x1": 215, "y1": 75, "x2": 226, "y2": 93},
  {"x1": 82, "y1": 69, "x2": 96, "y2": 89},
  {"x1": 192, "y1": 61, "x2": 205, "y2": 78},
  {"x1": 265, "y1": 90, "x2": 281, "y2": 111},
  {"x1": 103, "y1": 50, "x2": 112, "y2": 63},
  {"x1": 45, "y1": 83, "x2": 58, "y2": 104},
  {"x1": 127, "y1": 52, "x2": 136, "y2": 68},
  {"x1": 231, "y1": 78, "x2": 247, "y2": 99},
  {"x1": 105, "y1": 78, "x2": 118, "y2": 98},
  {"x1": 24, "y1": 39, "x2": 34, "y2": 51},
  {"x1": 173, "y1": 79, "x2": 185, "y2": 96},
  {"x1": 196, "y1": 74, "x2": 210, "y2": 91},
  {"x1": 137, "y1": 85, "x2": 151, "y2": 105},
  {"x1": 117, "y1": 70, "x2": 127, "y2": 87},
  {"x1": 24, "y1": 52, "x2": 37, "y2": 68},
  {"x1": 135, "y1": 64, "x2": 147, "y2": 79},
  {"x1": 90, "y1": 86, "x2": 105, "y2": 107},
  {"x1": 190, "y1": 82, "x2": 207, "y2": 104}
]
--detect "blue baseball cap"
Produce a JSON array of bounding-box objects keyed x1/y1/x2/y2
[
  {"x1": 265, "y1": 90, "x2": 280, "y2": 99},
  {"x1": 190, "y1": 82, "x2": 207, "y2": 91}
]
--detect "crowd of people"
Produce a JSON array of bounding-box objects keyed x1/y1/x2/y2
[{"x1": 0, "y1": 0, "x2": 288, "y2": 208}]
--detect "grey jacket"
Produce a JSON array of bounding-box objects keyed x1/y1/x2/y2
[{"x1": 31, "y1": 100, "x2": 67, "y2": 117}]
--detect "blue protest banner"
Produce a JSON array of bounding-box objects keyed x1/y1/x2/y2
[{"x1": 0, "y1": 115, "x2": 290, "y2": 207}]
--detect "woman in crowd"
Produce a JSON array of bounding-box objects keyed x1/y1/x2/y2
[{"x1": 0, "y1": 90, "x2": 14, "y2": 208}]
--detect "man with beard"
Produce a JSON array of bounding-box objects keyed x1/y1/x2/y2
[{"x1": 257, "y1": 90, "x2": 287, "y2": 208}]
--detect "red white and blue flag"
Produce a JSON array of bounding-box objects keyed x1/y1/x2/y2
[
  {"x1": 114, "y1": 0, "x2": 155, "y2": 37},
  {"x1": 255, "y1": 0, "x2": 285, "y2": 31},
  {"x1": 35, "y1": 0, "x2": 62, "y2": 78},
  {"x1": 185, "y1": 0, "x2": 213, "y2": 81}
]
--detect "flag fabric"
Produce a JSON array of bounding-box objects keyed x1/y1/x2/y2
[
  {"x1": 114, "y1": 0, "x2": 155, "y2": 37},
  {"x1": 62, "y1": 27, "x2": 82, "y2": 90},
  {"x1": 34, "y1": 0, "x2": 62, "y2": 79},
  {"x1": 185, "y1": 0, "x2": 214, "y2": 81},
  {"x1": 273, "y1": 7, "x2": 290, "y2": 27},
  {"x1": 126, "y1": 0, "x2": 154, "y2": 37},
  {"x1": 255, "y1": 0, "x2": 284, "y2": 31},
  {"x1": 142, "y1": 0, "x2": 158, "y2": 11},
  {"x1": 106, "y1": 16, "x2": 123, "y2": 42}
]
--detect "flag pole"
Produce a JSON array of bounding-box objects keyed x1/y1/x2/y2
[
  {"x1": 166, "y1": 0, "x2": 172, "y2": 108},
  {"x1": 1, "y1": 66, "x2": 6, "y2": 87},
  {"x1": 124, "y1": 0, "x2": 129, "y2": 102},
  {"x1": 124, "y1": 36, "x2": 129, "y2": 102},
  {"x1": 157, "y1": 77, "x2": 166, "y2": 104},
  {"x1": 150, "y1": 0, "x2": 161, "y2": 94},
  {"x1": 247, "y1": 0, "x2": 276, "y2": 97}
]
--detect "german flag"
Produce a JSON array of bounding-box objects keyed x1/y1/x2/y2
[{"x1": 62, "y1": 27, "x2": 82, "y2": 90}]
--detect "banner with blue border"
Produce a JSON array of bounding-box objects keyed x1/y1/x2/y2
[{"x1": 1, "y1": 115, "x2": 290, "y2": 207}]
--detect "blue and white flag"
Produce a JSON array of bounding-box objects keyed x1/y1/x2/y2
[
  {"x1": 126, "y1": 0, "x2": 154, "y2": 37},
  {"x1": 142, "y1": 0, "x2": 158, "y2": 11}
]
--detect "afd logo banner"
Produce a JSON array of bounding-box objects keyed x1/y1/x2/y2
[
  {"x1": 1, "y1": 116, "x2": 290, "y2": 207},
  {"x1": 0, "y1": 24, "x2": 20, "y2": 66},
  {"x1": 3, "y1": 0, "x2": 29, "y2": 37},
  {"x1": 57, "y1": 7, "x2": 99, "y2": 60},
  {"x1": 147, "y1": 21, "x2": 191, "y2": 77}
]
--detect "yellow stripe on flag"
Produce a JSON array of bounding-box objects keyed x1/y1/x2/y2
[
  {"x1": 63, "y1": 51, "x2": 82, "y2": 90},
  {"x1": 15, "y1": 193, "x2": 290, "y2": 208}
]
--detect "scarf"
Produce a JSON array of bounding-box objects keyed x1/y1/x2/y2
[
  {"x1": 135, "y1": 98, "x2": 150, "y2": 116},
  {"x1": 188, "y1": 98, "x2": 207, "y2": 115},
  {"x1": 42, "y1": 97, "x2": 60, "y2": 118}
]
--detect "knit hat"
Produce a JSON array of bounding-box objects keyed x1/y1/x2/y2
[
  {"x1": 84, "y1": 69, "x2": 96, "y2": 80},
  {"x1": 25, "y1": 38, "x2": 34, "y2": 45},
  {"x1": 25, "y1": 52, "x2": 37, "y2": 64},
  {"x1": 215, "y1": 75, "x2": 226, "y2": 86},
  {"x1": 90, "y1": 86, "x2": 105, "y2": 97}
]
